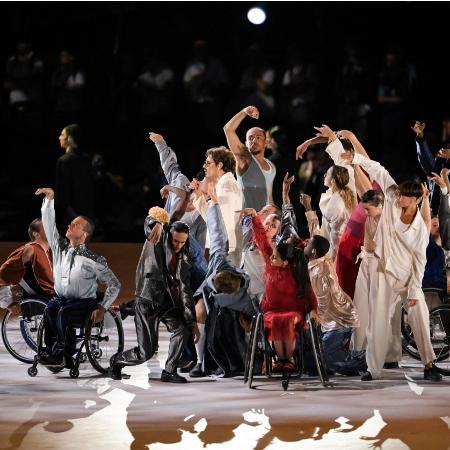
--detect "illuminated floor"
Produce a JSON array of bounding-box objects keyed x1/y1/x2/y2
[{"x1": 1, "y1": 317, "x2": 450, "y2": 450}]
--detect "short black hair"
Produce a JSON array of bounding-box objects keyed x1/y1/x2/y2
[
  {"x1": 64, "y1": 123, "x2": 82, "y2": 146},
  {"x1": 398, "y1": 180, "x2": 422, "y2": 198},
  {"x1": 28, "y1": 218, "x2": 42, "y2": 241},
  {"x1": 361, "y1": 189, "x2": 384, "y2": 206},
  {"x1": 339, "y1": 138, "x2": 354, "y2": 152},
  {"x1": 311, "y1": 235, "x2": 330, "y2": 258},
  {"x1": 79, "y1": 215, "x2": 95, "y2": 242},
  {"x1": 170, "y1": 221, "x2": 190, "y2": 234}
]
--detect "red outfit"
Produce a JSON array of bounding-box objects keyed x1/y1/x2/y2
[
  {"x1": 252, "y1": 215, "x2": 308, "y2": 341},
  {"x1": 336, "y1": 181, "x2": 381, "y2": 298},
  {"x1": 0, "y1": 242, "x2": 54, "y2": 296}
]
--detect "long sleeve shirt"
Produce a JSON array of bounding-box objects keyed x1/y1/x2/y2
[
  {"x1": 352, "y1": 153, "x2": 428, "y2": 302},
  {"x1": 41, "y1": 198, "x2": 121, "y2": 309},
  {"x1": 193, "y1": 172, "x2": 243, "y2": 253}
]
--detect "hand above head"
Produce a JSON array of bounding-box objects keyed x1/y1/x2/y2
[
  {"x1": 429, "y1": 171, "x2": 447, "y2": 189},
  {"x1": 283, "y1": 172, "x2": 295, "y2": 190},
  {"x1": 149, "y1": 132, "x2": 164, "y2": 143},
  {"x1": 314, "y1": 124, "x2": 335, "y2": 140},
  {"x1": 236, "y1": 208, "x2": 257, "y2": 218},
  {"x1": 437, "y1": 148, "x2": 450, "y2": 159},
  {"x1": 299, "y1": 193, "x2": 312, "y2": 211},
  {"x1": 441, "y1": 168, "x2": 450, "y2": 191},
  {"x1": 148, "y1": 222, "x2": 163, "y2": 245},
  {"x1": 411, "y1": 121, "x2": 425, "y2": 138},
  {"x1": 336, "y1": 129, "x2": 355, "y2": 140},
  {"x1": 421, "y1": 182, "x2": 431, "y2": 198},
  {"x1": 295, "y1": 139, "x2": 311, "y2": 160},
  {"x1": 35, "y1": 187, "x2": 54, "y2": 200},
  {"x1": 242, "y1": 105, "x2": 259, "y2": 119}
]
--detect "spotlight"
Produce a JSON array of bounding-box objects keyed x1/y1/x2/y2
[{"x1": 247, "y1": 7, "x2": 266, "y2": 25}]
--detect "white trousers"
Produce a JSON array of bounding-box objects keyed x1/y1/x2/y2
[{"x1": 352, "y1": 256, "x2": 435, "y2": 378}]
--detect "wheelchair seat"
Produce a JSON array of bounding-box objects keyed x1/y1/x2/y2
[{"x1": 27, "y1": 303, "x2": 124, "y2": 379}]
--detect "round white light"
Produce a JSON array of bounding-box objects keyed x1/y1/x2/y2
[{"x1": 247, "y1": 7, "x2": 266, "y2": 25}]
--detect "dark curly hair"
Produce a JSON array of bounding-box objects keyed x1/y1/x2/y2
[{"x1": 205, "y1": 146, "x2": 236, "y2": 174}]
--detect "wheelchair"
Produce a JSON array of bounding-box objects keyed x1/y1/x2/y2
[
  {"x1": 401, "y1": 287, "x2": 449, "y2": 362},
  {"x1": 244, "y1": 312, "x2": 330, "y2": 391},
  {"x1": 27, "y1": 304, "x2": 124, "y2": 378},
  {"x1": 1, "y1": 295, "x2": 48, "y2": 364}
]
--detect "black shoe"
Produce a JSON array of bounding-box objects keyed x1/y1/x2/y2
[
  {"x1": 38, "y1": 353, "x2": 64, "y2": 367},
  {"x1": 383, "y1": 362, "x2": 399, "y2": 369},
  {"x1": 189, "y1": 363, "x2": 205, "y2": 378},
  {"x1": 361, "y1": 371, "x2": 373, "y2": 381},
  {"x1": 424, "y1": 364, "x2": 443, "y2": 382},
  {"x1": 180, "y1": 360, "x2": 197, "y2": 373},
  {"x1": 161, "y1": 369, "x2": 187, "y2": 383},
  {"x1": 109, "y1": 354, "x2": 124, "y2": 380}
]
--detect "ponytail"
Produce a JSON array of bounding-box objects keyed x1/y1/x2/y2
[{"x1": 339, "y1": 186, "x2": 356, "y2": 213}]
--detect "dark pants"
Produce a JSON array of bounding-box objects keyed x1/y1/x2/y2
[
  {"x1": 322, "y1": 327, "x2": 353, "y2": 371},
  {"x1": 206, "y1": 305, "x2": 246, "y2": 375},
  {"x1": 43, "y1": 297, "x2": 98, "y2": 356},
  {"x1": 117, "y1": 295, "x2": 191, "y2": 373}
]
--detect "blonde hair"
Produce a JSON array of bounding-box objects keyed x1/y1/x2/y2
[
  {"x1": 148, "y1": 206, "x2": 170, "y2": 225},
  {"x1": 331, "y1": 166, "x2": 356, "y2": 213}
]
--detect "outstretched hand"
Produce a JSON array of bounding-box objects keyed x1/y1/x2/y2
[
  {"x1": 149, "y1": 132, "x2": 164, "y2": 143},
  {"x1": 411, "y1": 121, "x2": 425, "y2": 138},
  {"x1": 283, "y1": 172, "x2": 295, "y2": 190},
  {"x1": 299, "y1": 193, "x2": 312, "y2": 211},
  {"x1": 35, "y1": 188, "x2": 54, "y2": 200},
  {"x1": 314, "y1": 124, "x2": 335, "y2": 140},
  {"x1": 243, "y1": 105, "x2": 259, "y2": 119},
  {"x1": 429, "y1": 172, "x2": 447, "y2": 189},
  {"x1": 437, "y1": 148, "x2": 450, "y2": 159},
  {"x1": 236, "y1": 208, "x2": 257, "y2": 218}
]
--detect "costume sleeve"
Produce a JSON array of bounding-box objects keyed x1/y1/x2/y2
[
  {"x1": 352, "y1": 153, "x2": 397, "y2": 194},
  {"x1": 251, "y1": 214, "x2": 272, "y2": 262},
  {"x1": 305, "y1": 210, "x2": 323, "y2": 238},
  {"x1": 154, "y1": 140, "x2": 191, "y2": 214},
  {"x1": 41, "y1": 198, "x2": 63, "y2": 258},
  {"x1": 94, "y1": 256, "x2": 121, "y2": 310},
  {"x1": 206, "y1": 203, "x2": 228, "y2": 258},
  {"x1": 439, "y1": 190, "x2": 450, "y2": 252}
]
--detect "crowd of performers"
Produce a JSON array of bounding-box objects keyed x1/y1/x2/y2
[{"x1": 1, "y1": 106, "x2": 450, "y2": 384}]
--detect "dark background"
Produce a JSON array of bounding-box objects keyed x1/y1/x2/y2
[{"x1": 1, "y1": 2, "x2": 449, "y2": 242}]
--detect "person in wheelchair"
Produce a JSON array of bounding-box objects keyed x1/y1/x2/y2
[
  {"x1": 0, "y1": 218, "x2": 54, "y2": 311},
  {"x1": 35, "y1": 187, "x2": 121, "y2": 367},
  {"x1": 244, "y1": 193, "x2": 318, "y2": 372}
]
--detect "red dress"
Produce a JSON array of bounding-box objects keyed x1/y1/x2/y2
[{"x1": 252, "y1": 215, "x2": 305, "y2": 341}]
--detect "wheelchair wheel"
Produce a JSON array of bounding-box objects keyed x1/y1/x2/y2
[
  {"x1": 28, "y1": 366, "x2": 38, "y2": 377},
  {"x1": 247, "y1": 313, "x2": 263, "y2": 389},
  {"x1": 401, "y1": 306, "x2": 450, "y2": 362},
  {"x1": 307, "y1": 316, "x2": 329, "y2": 386},
  {"x1": 85, "y1": 308, "x2": 124, "y2": 374},
  {"x1": 2, "y1": 299, "x2": 46, "y2": 364},
  {"x1": 428, "y1": 305, "x2": 450, "y2": 375}
]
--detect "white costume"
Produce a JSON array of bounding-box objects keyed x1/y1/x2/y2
[
  {"x1": 193, "y1": 172, "x2": 243, "y2": 267},
  {"x1": 309, "y1": 139, "x2": 357, "y2": 259},
  {"x1": 351, "y1": 153, "x2": 435, "y2": 378}
]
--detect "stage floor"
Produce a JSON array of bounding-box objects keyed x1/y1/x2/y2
[{"x1": 1, "y1": 317, "x2": 450, "y2": 450}]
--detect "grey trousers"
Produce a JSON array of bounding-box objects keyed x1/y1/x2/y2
[{"x1": 118, "y1": 296, "x2": 190, "y2": 373}]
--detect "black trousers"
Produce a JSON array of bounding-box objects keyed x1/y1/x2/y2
[
  {"x1": 117, "y1": 295, "x2": 190, "y2": 373},
  {"x1": 43, "y1": 297, "x2": 98, "y2": 356}
]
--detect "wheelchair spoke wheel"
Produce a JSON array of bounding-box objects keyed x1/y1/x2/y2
[
  {"x1": 402, "y1": 305, "x2": 450, "y2": 362},
  {"x1": 429, "y1": 305, "x2": 450, "y2": 375},
  {"x1": 2, "y1": 299, "x2": 46, "y2": 364},
  {"x1": 85, "y1": 308, "x2": 124, "y2": 374},
  {"x1": 308, "y1": 317, "x2": 329, "y2": 386}
]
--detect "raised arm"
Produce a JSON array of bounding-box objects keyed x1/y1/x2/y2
[
  {"x1": 149, "y1": 133, "x2": 190, "y2": 213},
  {"x1": 223, "y1": 106, "x2": 257, "y2": 175},
  {"x1": 251, "y1": 213, "x2": 273, "y2": 261},
  {"x1": 420, "y1": 182, "x2": 432, "y2": 233},
  {"x1": 347, "y1": 153, "x2": 397, "y2": 194},
  {"x1": 299, "y1": 194, "x2": 322, "y2": 238},
  {"x1": 36, "y1": 188, "x2": 63, "y2": 256},
  {"x1": 295, "y1": 135, "x2": 329, "y2": 160},
  {"x1": 206, "y1": 185, "x2": 228, "y2": 257},
  {"x1": 411, "y1": 121, "x2": 437, "y2": 176}
]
